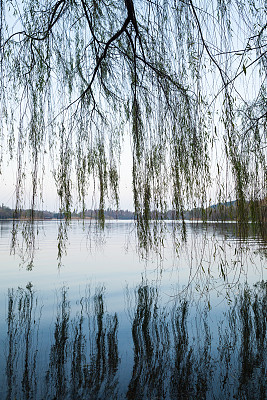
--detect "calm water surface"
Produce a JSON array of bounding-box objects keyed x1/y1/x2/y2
[{"x1": 0, "y1": 220, "x2": 266, "y2": 399}]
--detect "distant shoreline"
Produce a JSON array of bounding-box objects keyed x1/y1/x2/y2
[{"x1": 0, "y1": 200, "x2": 265, "y2": 222}]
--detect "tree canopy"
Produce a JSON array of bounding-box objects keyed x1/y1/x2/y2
[{"x1": 0, "y1": 0, "x2": 266, "y2": 253}]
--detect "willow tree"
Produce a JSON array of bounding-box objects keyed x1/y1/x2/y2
[{"x1": 0, "y1": 0, "x2": 266, "y2": 253}]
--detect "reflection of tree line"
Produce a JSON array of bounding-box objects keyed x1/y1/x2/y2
[
  {"x1": 187, "y1": 220, "x2": 267, "y2": 245},
  {"x1": 4, "y1": 281, "x2": 266, "y2": 399},
  {"x1": 183, "y1": 221, "x2": 267, "y2": 262}
]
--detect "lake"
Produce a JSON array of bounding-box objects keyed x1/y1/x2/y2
[{"x1": 0, "y1": 220, "x2": 266, "y2": 399}]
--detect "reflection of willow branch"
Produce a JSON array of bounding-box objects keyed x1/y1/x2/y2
[
  {"x1": 4, "y1": 281, "x2": 266, "y2": 398},
  {"x1": 45, "y1": 286, "x2": 120, "y2": 399},
  {"x1": 81, "y1": 287, "x2": 120, "y2": 399},
  {"x1": 70, "y1": 303, "x2": 85, "y2": 398},
  {"x1": 127, "y1": 283, "x2": 170, "y2": 399},
  {"x1": 170, "y1": 301, "x2": 193, "y2": 397},
  {"x1": 127, "y1": 282, "x2": 212, "y2": 399},
  {"x1": 218, "y1": 281, "x2": 267, "y2": 399},
  {"x1": 171, "y1": 301, "x2": 212, "y2": 399},
  {"x1": 6, "y1": 283, "x2": 41, "y2": 400},
  {"x1": 46, "y1": 287, "x2": 70, "y2": 400}
]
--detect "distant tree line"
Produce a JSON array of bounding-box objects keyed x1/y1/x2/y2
[
  {"x1": 0, "y1": 204, "x2": 135, "y2": 220},
  {"x1": 0, "y1": 204, "x2": 64, "y2": 220},
  {"x1": 0, "y1": 200, "x2": 265, "y2": 222}
]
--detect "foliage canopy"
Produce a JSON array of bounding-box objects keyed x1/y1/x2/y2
[{"x1": 0, "y1": 0, "x2": 266, "y2": 253}]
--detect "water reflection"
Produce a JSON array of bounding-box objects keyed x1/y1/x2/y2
[
  {"x1": 46, "y1": 287, "x2": 70, "y2": 399},
  {"x1": 217, "y1": 281, "x2": 266, "y2": 400},
  {"x1": 6, "y1": 282, "x2": 40, "y2": 400},
  {"x1": 126, "y1": 283, "x2": 212, "y2": 399},
  {"x1": 2, "y1": 220, "x2": 266, "y2": 271},
  {"x1": 127, "y1": 284, "x2": 169, "y2": 399},
  {"x1": 182, "y1": 221, "x2": 267, "y2": 255},
  {"x1": 3, "y1": 281, "x2": 266, "y2": 399},
  {"x1": 45, "y1": 287, "x2": 120, "y2": 400}
]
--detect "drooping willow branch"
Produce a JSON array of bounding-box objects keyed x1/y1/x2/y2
[{"x1": 0, "y1": 0, "x2": 266, "y2": 261}]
